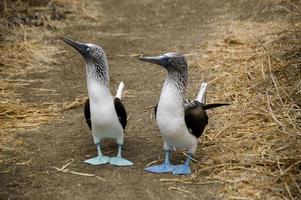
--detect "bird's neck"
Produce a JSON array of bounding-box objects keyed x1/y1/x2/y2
[
  {"x1": 86, "y1": 62, "x2": 109, "y2": 88},
  {"x1": 158, "y1": 72, "x2": 188, "y2": 113},
  {"x1": 157, "y1": 81, "x2": 185, "y2": 121},
  {"x1": 85, "y1": 61, "x2": 112, "y2": 103},
  {"x1": 165, "y1": 71, "x2": 188, "y2": 97},
  {"x1": 86, "y1": 77, "x2": 112, "y2": 103}
]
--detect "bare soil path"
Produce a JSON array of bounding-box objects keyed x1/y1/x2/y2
[{"x1": 1, "y1": 0, "x2": 268, "y2": 199}]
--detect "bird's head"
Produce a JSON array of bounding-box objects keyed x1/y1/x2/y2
[
  {"x1": 62, "y1": 37, "x2": 109, "y2": 84},
  {"x1": 62, "y1": 37, "x2": 106, "y2": 65},
  {"x1": 139, "y1": 52, "x2": 188, "y2": 74}
]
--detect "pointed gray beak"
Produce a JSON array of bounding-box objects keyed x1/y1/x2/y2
[
  {"x1": 138, "y1": 54, "x2": 169, "y2": 67},
  {"x1": 62, "y1": 37, "x2": 89, "y2": 57}
]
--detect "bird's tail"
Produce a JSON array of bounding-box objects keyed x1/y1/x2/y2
[
  {"x1": 196, "y1": 82, "x2": 230, "y2": 110},
  {"x1": 203, "y1": 103, "x2": 230, "y2": 110},
  {"x1": 116, "y1": 81, "x2": 125, "y2": 99},
  {"x1": 196, "y1": 82, "x2": 208, "y2": 104}
]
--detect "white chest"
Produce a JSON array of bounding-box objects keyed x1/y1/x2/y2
[
  {"x1": 157, "y1": 83, "x2": 185, "y2": 131},
  {"x1": 156, "y1": 82, "x2": 196, "y2": 149},
  {"x1": 86, "y1": 77, "x2": 123, "y2": 138}
]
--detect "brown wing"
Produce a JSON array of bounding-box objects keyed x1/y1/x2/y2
[
  {"x1": 114, "y1": 97, "x2": 127, "y2": 130},
  {"x1": 184, "y1": 102, "x2": 208, "y2": 138},
  {"x1": 84, "y1": 98, "x2": 91, "y2": 129},
  {"x1": 154, "y1": 103, "x2": 158, "y2": 118},
  {"x1": 154, "y1": 100, "x2": 228, "y2": 138}
]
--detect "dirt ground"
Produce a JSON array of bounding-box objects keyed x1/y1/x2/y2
[{"x1": 0, "y1": 0, "x2": 299, "y2": 199}]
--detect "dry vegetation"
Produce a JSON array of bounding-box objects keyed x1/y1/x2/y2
[
  {"x1": 0, "y1": 0, "x2": 300, "y2": 199},
  {"x1": 0, "y1": 0, "x2": 86, "y2": 162},
  {"x1": 187, "y1": 1, "x2": 300, "y2": 199}
]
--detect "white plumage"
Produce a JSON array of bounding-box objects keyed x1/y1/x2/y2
[
  {"x1": 62, "y1": 37, "x2": 132, "y2": 166},
  {"x1": 87, "y1": 78, "x2": 124, "y2": 144},
  {"x1": 157, "y1": 81, "x2": 197, "y2": 153}
]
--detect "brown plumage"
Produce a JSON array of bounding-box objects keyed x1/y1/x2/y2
[{"x1": 154, "y1": 101, "x2": 229, "y2": 138}]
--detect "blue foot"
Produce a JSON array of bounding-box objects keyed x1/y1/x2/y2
[
  {"x1": 145, "y1": 163, "x2": 175, "y2": 173},
  {"x1": 172, "y1": 164, "x2": 191, "y2": 175},
  {"x1": 84, "y1": 156, "x2": 110, "y2": 165},
  {"x1": 109, "y1": 157, "x2": 133, "y2": 166}
]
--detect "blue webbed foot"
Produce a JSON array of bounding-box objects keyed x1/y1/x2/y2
[
  {"x1": 84, "y1": 156, "x2": 110, "y2": 165},
  {"x1": 109, "y1": 157, "x2": 133, "y2": 166},
  {"x1": 145, "y1": 163, "x2": 175, "y2": 173},
  {"x1": 172, "y1": 164, "x2": 191, "y2": 175}
]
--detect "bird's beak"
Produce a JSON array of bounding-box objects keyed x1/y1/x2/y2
[
  {"x1": 62, "y1": 37, "x2": 89, "y2": 56},
  {"x1": 138, "y1": 55, "x2": 169, "y2": 67}
]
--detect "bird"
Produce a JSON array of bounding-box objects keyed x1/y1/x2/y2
[
  {"x1": 139, "y1": 52, "x2": 229, "y2": 175},
  {"x1": 62, "y1": 37, "x2": 133, "y2": 166}
]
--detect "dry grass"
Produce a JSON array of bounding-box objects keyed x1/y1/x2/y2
[
  {"x1": 0, "y1": 0, "x2": 87, "y2": 161},
  {"x1": 0, "y1": 26, "x2": 60, "y2": 128},
  {"x1": 0, "y1": 0, "x2": 98, "y2": 26},
  {"x1": 0, "y1": 0, "x2": 99, "y2": 135},
  {"x1": 0, "y1": 31, "x2": 86, "y2": 161},
  {"x1": 186, "y1": 2, "x2": 301, "y2": 199},
  {"x1": 0, "y1": 0, "x2": 300, "y2": 198}
]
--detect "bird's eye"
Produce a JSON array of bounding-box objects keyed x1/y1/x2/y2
[
  {"x1": 168, "y1": 58, "x2": 172, "y2": 63},
  {"x1": 86, "y1": 47, "x2": 90, "y2": 52}
]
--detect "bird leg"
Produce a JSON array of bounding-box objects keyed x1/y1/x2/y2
[
  {"x1": 172, "y1": 153, "x2": 192, "y2": 175},
  {"x1": 109, "y1": 144, "x2": 133, "y2": 166},
  {"x1": 144, "y1": 150, "x2": 175, "y2": 173},
  {"x1": 84, "y1": 143, "x2": 110, "y2": 165}
]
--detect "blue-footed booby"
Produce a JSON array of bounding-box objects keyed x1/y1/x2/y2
[
  {"x1": 62, "y1": 37, "x2": 133, "y2": 166},
  {"x1": 139, "y1": 52, "x2": 229, "y2": 175}
]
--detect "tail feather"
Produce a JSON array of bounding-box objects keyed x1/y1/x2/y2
[
  {"x1": 116, "y1": 81, "x2": 125, "y2": 99},
  {"x1": 203, "y1": 103, "x2": 230, "y2": 110},
  {"x1": 195, "y1": 81, "x2": 229, "y2": 110},
  {"x1": 196, "y1": 82, "x2": 208, "y2": 104}
]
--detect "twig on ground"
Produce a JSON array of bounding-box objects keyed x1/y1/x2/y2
[
  {"x1": 147, "y1": 105, "x2": 155, "y2": 109},
  {"x1": 160, "y1": 178, "x2": 223, "y2": 185},
  {"x1": 127, "y1": 113, "x2": 132, "y2": 121},
  {"x1": 61, "y1": 159, "x2": 74, "y2": 170},
  {"x1": 160, "y1": 178, "x2": 186, "y2": 183},
  {"x1": 266, "y1": 94, "x2": 285, "y2": 127},
  {"x1": 52, "y1": 159, "x2": 106, "y2": 182},
  {"x1": 146, "y1": 159, "x2": 163, "y2": 167},
  {"x1": 0, "y1": 169, "x2": 10, "y2": 173},
  {"x1": 260, "y1": 41, "x2": 285, "y2": 106},
  {"x1": 168, "y1": 187, "x2": 192, "y2": 194},
  {"x1": 285, "y1": 182, "x2": 294, "y2": 200},
  {"x1": 208, "y1": 73, "x2": 229, "y2": 84},
  {"x1": 290, "y1": 174, "x2": 301, "y2": 195},
  {"x1": 183, "y1": 152, "x2": 202, "y2": 163},
  {"x1": 282, "y1": 160, "x2": 301, "y2": 177}
]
